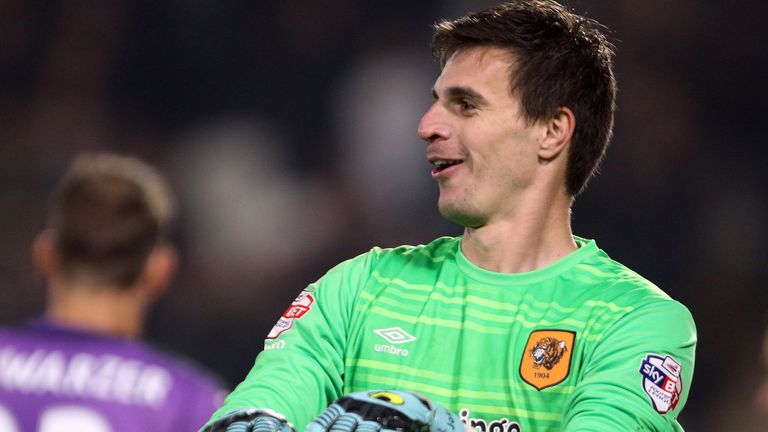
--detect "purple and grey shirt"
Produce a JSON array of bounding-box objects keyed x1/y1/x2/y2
[{"x1": 0, "y1": 318, "x2": 226, "y2": 432}]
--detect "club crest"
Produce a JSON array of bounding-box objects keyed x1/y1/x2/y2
[{"x1": 520, "y1": 330, "x2": 575, "y2": 390}]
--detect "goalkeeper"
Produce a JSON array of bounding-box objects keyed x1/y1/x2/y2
[{"x1": 201, "y1": 1, "x2": 696, "y2": 431}]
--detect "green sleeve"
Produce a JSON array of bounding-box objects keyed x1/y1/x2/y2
[
  {"x1": 200, "y1": 252, "x2": 375, "y2": 431},
  {"x1": 562, "y1": 299, "x2": 696, "y2": 431}
]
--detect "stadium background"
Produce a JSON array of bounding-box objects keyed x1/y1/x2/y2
[{"x1": 0, "y1": 1, "x2": 765, "y2": 430}]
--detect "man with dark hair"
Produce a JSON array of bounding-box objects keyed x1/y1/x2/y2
[
  {"x1": 0, "y1": 153, "x2": 226, "y2": 432},
  {"x1": 203, "y1": 1, "x2": 696, "y2": 431}
]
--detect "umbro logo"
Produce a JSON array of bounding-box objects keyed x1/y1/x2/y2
[
  {"x1": 374, "y1": 327, "x2": 416, "y2": 344},
  {"x1": 373, "y1": 327, "x2": 416, "y2": 357}
]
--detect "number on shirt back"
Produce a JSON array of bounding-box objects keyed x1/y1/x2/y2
[{"x1": 0, "y1": 403, "x2": 113, "y2": 432}]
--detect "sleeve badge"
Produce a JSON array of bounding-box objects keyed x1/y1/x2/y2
[
  {"x1": 638, "y1": 353, "x2": 683, "y2": 414},
  {"x1": 267, "y1": 290, "x2": 314, "y2": 339}
]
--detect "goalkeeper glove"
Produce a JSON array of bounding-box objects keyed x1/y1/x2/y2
[
  {"x1": 305, "y1": 390, "x2": 465, "y2": 432},
  {"x1": 201, "y1": 408, "x2": 294, "y2": 432}
]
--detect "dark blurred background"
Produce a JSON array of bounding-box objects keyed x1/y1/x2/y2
[{"x1": 1, "y1": 1, "x2": 766, "y2": 430}]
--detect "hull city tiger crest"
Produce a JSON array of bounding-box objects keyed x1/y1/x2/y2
[{"x1": 520, "y1": 330, "x2": 576, "y2": 390}]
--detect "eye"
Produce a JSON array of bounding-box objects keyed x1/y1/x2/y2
[
  {"x1": 454, "y1": 99, "x2": 478, "y2": 117},
  {"x1": 459, "y1": 99, "x2": 475, "y2": 111}
]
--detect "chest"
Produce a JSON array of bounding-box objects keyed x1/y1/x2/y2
[{"x1": 341, "y1": 278, "x2": 616, "y2": 428}]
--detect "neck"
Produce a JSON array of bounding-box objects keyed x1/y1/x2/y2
[
  {"x1": 461, "y1": 188, "x2": 576, "y2": 273},
  {"x1": 45, "y1": 279, "x2": 147, "y2": 339}
]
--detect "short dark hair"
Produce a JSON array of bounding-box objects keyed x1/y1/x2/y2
[
  {"x1": 432, "y1": 0, "x2": 616, "y2": 196},
  {"x1": 48, "y1": 153, "x2": 175, "y2": 287}
]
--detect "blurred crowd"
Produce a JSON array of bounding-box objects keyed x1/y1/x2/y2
[{"x1": 0, "y1": 1, "x2": 766, "y2": 430}]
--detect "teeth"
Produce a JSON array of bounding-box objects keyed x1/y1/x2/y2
[{"x1": 433, "y1": 160, "x2": 459, "y2": 169}]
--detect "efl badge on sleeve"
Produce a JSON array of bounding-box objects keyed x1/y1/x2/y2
[
  {"x1": 267, "y1": 290, "x2": 314, "y2": 339},
  {"x1": 520, "y1": 329, "x2": 576, "y2": 390},
  {"x1": 639, "y1": 354, "x2": 683, "y2": 414}
]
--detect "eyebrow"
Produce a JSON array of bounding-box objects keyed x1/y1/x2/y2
[{"x1": 432, "y1": 86, "x2": 489, "y2": 107}]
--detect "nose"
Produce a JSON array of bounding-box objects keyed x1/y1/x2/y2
[{"x1": 417, "y1": 102, "x2": 448, "y2": 144}]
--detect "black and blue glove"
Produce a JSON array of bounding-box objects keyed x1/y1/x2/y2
[
  {"x1": 305, "y1": 390, "x2": 465, "y2": 432},
  {"x1": 201, "y1": 408, "x2": 295, "y2": 432}
]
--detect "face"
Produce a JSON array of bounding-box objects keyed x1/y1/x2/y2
[{"x1": 417, "y1": 46, "x2": 545, "y2": 228}]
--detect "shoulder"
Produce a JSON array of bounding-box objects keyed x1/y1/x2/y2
[
  {"x1": 134, "y1": 342, "x2": 226, "y2": 392},
  {"x1": 576, "y1": 241, "x2": 678, "y2": 305},
  {"x1": 367, "y1": 236, "x2": 460, "y2": 268},
  {"x1": 128, "y1": 343, "x2": 228, "y2": 426},
  {"x1": 320, "y1": 237, "x2": 460, "y2": 281},
  {"x1": 122, "y1": 341, "x2": 229, "y2": 412},
  {"x1": 573, "y1": 240, "x2": 694, "y2": 327},
  {"x1": 0, "y1": 325, "x2": 31, "y2": 351},
  {"x1": 576, "y1": 244, "x2": 695, "y2": 337},
  {"x1": 0, "y1": 321, "x2": 226, "y2": 409},
  {"x1": 0, "y1": 323, "x2": 20, "y2": 339}
]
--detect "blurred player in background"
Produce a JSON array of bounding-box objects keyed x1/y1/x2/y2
[
  {"x1": 203, "y1": 1, "x2": 696, "y2": 431},
  {"x1": 0, "y1": 153, "x2": 226, "y2": 432}
]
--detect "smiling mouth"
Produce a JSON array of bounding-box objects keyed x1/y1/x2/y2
[{"x1": 431, "y1": 159, "x2": 463, "y2": 175}]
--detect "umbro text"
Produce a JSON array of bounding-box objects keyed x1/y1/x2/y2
[{"x1": 374, "y1": 344, "x2": 409, "y2": 357}]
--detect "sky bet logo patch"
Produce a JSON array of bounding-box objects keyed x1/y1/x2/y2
[
  {"x1": 266, "y1": 290, "x2": 314, "y2": 340},
  {"x1": 639, "y1": 354, "x2": 682, "y2": 414}
]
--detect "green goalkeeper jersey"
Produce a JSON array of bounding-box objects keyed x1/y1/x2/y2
[{"x1": 205, "y1": 236, "x2": 696, "y2": 431}]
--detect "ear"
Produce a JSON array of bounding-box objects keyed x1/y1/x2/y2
[
  {"x1": 32, "y1": 230, "x2": 58, "y2": 281},
  {"x1": 140, "y1": 244, "x2": 178, "y2": 300},
  {"x1": 538, "y1": 107, "x2": 575, "y2": 161}
]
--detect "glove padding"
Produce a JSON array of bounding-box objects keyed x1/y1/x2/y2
[
  {"x1": 201, "y1": 408, "x2": 295, "y2": 432},
  {"x1": 305, "y1": 390, "x2": 464, "y2": 432}
]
